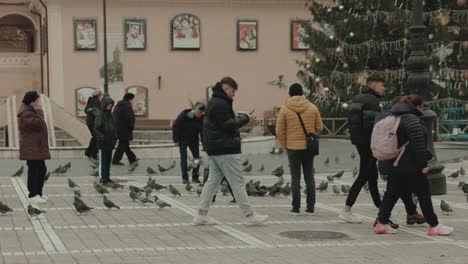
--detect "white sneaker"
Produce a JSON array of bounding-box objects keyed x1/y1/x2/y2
[
  {"x1": 40, "y1": 195, "x2": 48, "y2": 201},
  {"x1": 246, "y1": 213, "x2": 268, "y2": 226},
  {"x1": 29, "y1": 195, "x2": 47, "y2": 204},
  {"x1": 192, "y1": 214, "x2": 216, "y2": 226},
  {"x1": 428, "y1": 224, "x2": 454, "y2": 236},
  {"x1": 339, "y1": 210, "x2": 362, "y2": 224}
]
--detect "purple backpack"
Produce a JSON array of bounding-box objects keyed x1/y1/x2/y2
[{"x1": 371, "y1": 115, "x2": 409, "y2": 167}]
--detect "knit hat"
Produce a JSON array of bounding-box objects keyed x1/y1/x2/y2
[
  {"x1": 22, "y1": 91, "x2": 40, "y2": 105},
  {"x1": 123, "y1": 93, "x2": 135, "y2": 101},
  {"x1": 289, "y1": 83, "x2": 303, "y2": 97}
]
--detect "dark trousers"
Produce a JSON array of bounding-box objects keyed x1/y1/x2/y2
[
  {"x1": 179, "y1": 143, "x2": 200, "y2": 181},
  {"x1": 203, "y1": 167, "x2": 234, "y2": 202},
  {"x1": 113, "y1": 140, "x2": 137, "y2": 164},
  {"x1": 346, "y1": 144, "x2": 382, "y2": 208},
  {"x1": 100, "y1": 148, "x2": 113, "y2": 183},
  {"x1": 287, "y1": 150, "x2": 315, "y2": 211},
  {"x1": 27, "y1": 160, "x2": 47, "y2": 198},
  {"x1": 85, "y1": 126, "x2": 98, "y2": 159},
  {"x1": 379, "y1": 170, "x2": 438, "y2": 227}
]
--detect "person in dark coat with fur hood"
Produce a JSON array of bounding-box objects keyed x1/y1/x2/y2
[{"x1": 18, "y1": 91, "x2": 50, "y2": 204}]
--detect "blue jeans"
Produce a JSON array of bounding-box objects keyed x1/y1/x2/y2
[{"x1": 179, "y1": 143, "x2": 200, "y2": 180}]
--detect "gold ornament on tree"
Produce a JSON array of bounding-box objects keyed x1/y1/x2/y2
[
  {"x1": 357, "y1": 72, "x2": 369, "y2": 86},
  {"x1": 436, "y1": 15, "x2": 450, "y2": 26},
  {"x1": 462, "y1": 41, "x2": 468, "y2": 50}
]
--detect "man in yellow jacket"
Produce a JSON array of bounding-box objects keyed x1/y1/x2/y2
[{"x1": 275, "y1": 83, "x2": 323, "y2": 215}]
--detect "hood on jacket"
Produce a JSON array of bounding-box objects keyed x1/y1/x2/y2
[
  {"x1": 17, "y1": 104, "x2": 34, "y2": 118},
  {"x1": 285, "y1": 96, "x2": 310, "y2": 113},
  {"x1": 390, "y1": 102, "x2": 423, "y2": 117},
  {"x1": 100, "y1": 96, "x2": 115, "y2": 112},
  {"x1": 211, "y1": 82, "x2": 233, "y2": 104},
  {"x1": 115, "y1": 100, "x2": 130, "y2": 108},
  {"x1": 362, "y1": 86, "x2": 382, "y2": 99}
]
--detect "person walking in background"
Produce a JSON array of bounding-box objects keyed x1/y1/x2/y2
[
  {"x1": 112, "y1": 93, "x2": 138, "y2": 167},
  {"x1": 172, "y1": 102, "x2": 205, "y2": 184},
  {"x1": 340, "y1": 76, "x2": 385, "y2": 224},
  {"x1": 94, "y1": 96, "x2": 117, "y2": 185},
  {"x1": 375, "y1": 95, "x2": 453, "y2": 236},
  {"x1": 193, "y1": 77, "x2": 268, "y2": 226},
  {"x1": 18, "y1": 91, "x2": 50, "y2": 204},
  {"x1": 84, "y1": 90, "x2": 102, "y2": 162},
  {"x1": 275, "y1": 83, "x2": 323, "y2": 215}
]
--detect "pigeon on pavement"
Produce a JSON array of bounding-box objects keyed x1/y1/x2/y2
[
  {"x1": 11, "y1": 166, "x2": 24, "y2": 177},
  {"x1": 242, "y1": 164, "x2": 253, "y2": 173},
  {"x1": 103, "y1": 195, "x2": 120, "y2": 210},
  {"x1": 448, "y1": 171, "x2": 460, "y2": 179},
  {"x1": 440, "y1": 200, "x2": 453, "y2": 215},
  {"x1": 147, "y1": 167, "x2": 158, "y2": 175},
  {"x1": 27, "y1": 205, "x2": 45, "y2": 218},
  {"x1": 333, "y1": 185, "x2": 340, "y2": 195},
  {"x1": 316, "y1": 181, "x2": 328, "y2": 192},
  {"x1": 0, "y1": 202, "x2": 13, "y2": 215},
  {"x1": 271, "y1": 166, "x2": 284, "y2": 177},
  {"x1": 68, "y1": 178, "x2": 79, "y2": 189},
  {"x1": 73, "y1": 196, "x2": 93, "y2": 215},
  {"x1": 169, "y1": 185, "x2": 182, "y2": 197}
]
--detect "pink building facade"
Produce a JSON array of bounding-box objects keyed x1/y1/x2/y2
[{"x1": 0, "y1": 0, "x2": 309, "y2": 121}]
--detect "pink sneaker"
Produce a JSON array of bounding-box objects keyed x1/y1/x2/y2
[
  {"x1": 374, "y1": 221, "x2": 398, "y2": 234},
  {"x1": 428, "y1": 224, "x2": 454, "y2": 236}
]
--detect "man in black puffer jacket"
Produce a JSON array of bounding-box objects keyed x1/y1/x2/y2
[
  {"x1": 84, "y1": 90, "x2": 102, "y2": 161},
  {"x1": 173, "y1": 102, "x2": 205, "y2": 183},
  {"x1": 193, "y1": 77, "x2": 268, "y2": 227},
  {"x1": 340, "y1": 76, "x2": 385, "y2": 224},
  {"x1": 375, "y1": 95, "x2": 453, "y2": 236},
  {"x1": 112, "y1": 93, "x2": 138, "y2": 166}
]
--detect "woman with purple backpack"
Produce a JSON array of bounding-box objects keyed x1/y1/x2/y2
[{"x1": 374, "y1": 95, "x2": 453, "y2": 236}]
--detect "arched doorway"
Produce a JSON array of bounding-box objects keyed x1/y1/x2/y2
[
  {"x1": 0, "y1": 14, "x2": 36, "y2": 52},
  {"x1": 0, "y1": 13, "x2": 41, "y2": 98}
]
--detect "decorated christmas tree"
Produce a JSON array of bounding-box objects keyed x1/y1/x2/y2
[{"x1": 297, "y1": 0, "x2": 468, "y2": 116}]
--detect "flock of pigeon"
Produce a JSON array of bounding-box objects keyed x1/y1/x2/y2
[{"x1": 4, "y1": 152, "x2": 468, "y2": 219}]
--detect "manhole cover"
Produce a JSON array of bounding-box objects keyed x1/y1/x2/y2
[{"x1": 278, "y1": 230, "x2": 350, "y2": 241}]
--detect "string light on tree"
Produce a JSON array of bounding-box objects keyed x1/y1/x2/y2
[
  {"x1": 342, "y1": 102, "x2": 349, "y2": 109},
  {"x1": 349, "y1": 32, "x2": 354, "y2": 37}
]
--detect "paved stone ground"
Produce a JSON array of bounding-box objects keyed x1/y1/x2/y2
[{"x1": 0, "y1": 141, "x2": 467, "y2": 263}]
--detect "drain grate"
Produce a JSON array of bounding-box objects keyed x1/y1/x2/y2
[{"x1": 278, "y1": 230, "x2": 350, "y2": 241}]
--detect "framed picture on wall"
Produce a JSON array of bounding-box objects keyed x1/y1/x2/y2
[
  {"x1": 237, "y1": 20, "x2": 258, "y2": 51},
  {"x1": 73, "y1": 18, "x2": 97, "y2": 50},
  {"x1": 124, "y1": 18, "x2": 146, "y2": 50},
  {"x1": 75, "y1": 87, "x2": 96, "y2": 117},
  {"x1": 290, "y1": 20, "x2": 310, "y2": 51},
  {"x1": 126, "y1": 86, "x2": 148, "y2": 116},
  {"x1": 171, "y1": 14, "x2": 201, "y2": 50}
]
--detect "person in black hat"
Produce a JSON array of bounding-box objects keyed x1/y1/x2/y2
[
  {"x1": 17, "y1": 91, "x2": 51, "y2": 204},
  {"x1": 276, "y1": 83, "x2": 323, "y2": 215},
  {"x1": 112, "y1": 93, "x2": 138, "y2": 167},
  {"x1": 172, "y1": 102, "x2": 206, "y2": 183}
]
